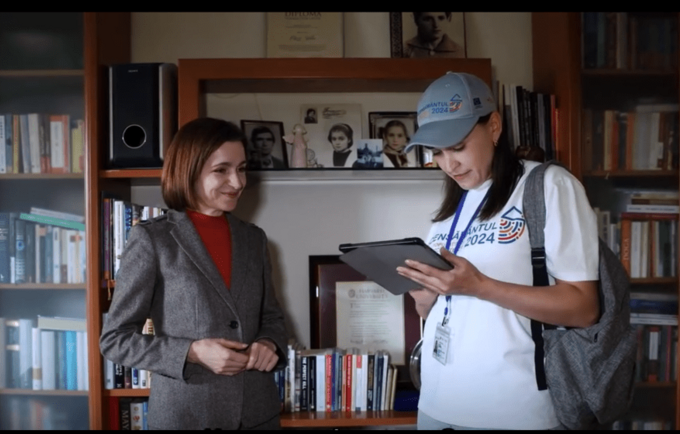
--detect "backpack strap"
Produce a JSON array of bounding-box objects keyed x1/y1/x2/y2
[{"x1": 523, "y1": 160, "x2": 564, "y2": 391}]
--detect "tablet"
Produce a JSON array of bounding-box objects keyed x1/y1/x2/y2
[{"x1": 338, "y1": 237, "x2": 453, "y2": 295}]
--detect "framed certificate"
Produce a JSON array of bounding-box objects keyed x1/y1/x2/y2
[
  {"x1": 309, "y1": 255, "x2": 422, "y2": 387},
  {"x1": 266, "y1": 12, "x2": 344, "y2": 58}
]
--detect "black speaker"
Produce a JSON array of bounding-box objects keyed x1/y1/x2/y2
[{"x1": 108, "y1": 63, "x2": 177, "y2": 169}]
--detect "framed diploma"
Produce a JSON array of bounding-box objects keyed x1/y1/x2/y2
[
  {"x1": 266, "y1": 12, "x2": 344, "y2": 58},
  {"x1": 309, "y1": 255, "x2": 422, "y2": 387}
]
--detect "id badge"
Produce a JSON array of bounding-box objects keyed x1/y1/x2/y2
[{"x1": 433, "y1": 322, "x2": 451, "y2": 365}]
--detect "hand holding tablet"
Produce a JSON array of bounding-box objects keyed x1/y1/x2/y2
[{"x1": 338, "y1": 237, "x2": 453, "y2": 295}]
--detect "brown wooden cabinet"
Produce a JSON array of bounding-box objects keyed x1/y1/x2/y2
[{"x1": 533, "y1": 12, "x2": 680, "y2": 429}]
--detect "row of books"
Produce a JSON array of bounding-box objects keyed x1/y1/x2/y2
[
  {"x1": 633, "y1": 323, "x2": 677, "y2": 384},
  {"x1": 0, "y1": 316, "x2": 88, "y2": 391},
  {"x1": 1, "y1": 396, "x2": 82, "y2": 430},
  {"x1": 277, "y1": 340, "x2": 398, "y2": 413},
  {"x1": 582, "y1": 12, "x2": 678, "y2": 71},
  {"x1": 620, "y1": 215, "x2": 678, "y2": 279},
  {"x1": 103, "y1": 316, "x2": 154, "y2": 390},
  {"x1": 111, "y1": 398, "x2": 149, "y2": 430},
  {"x1": 498, "y1": 82, "x2": 556, "y2": 161},
  {"x1": 0, "y1": 113, "x2": 84, "y2": 175},
  {"x1": 0, "y1": 209, "x2": 86, "y2": 284},
  {"x1": 582, "y1": 104, "x2": 679, "y2": 172},
  {"x1": 101, "y1": 196, "x2": 166, "y2": 281}
]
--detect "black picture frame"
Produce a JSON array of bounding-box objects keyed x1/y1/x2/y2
[
  {"x1": 368, "y1": 111, "x2": 422, "y2": 168},
  {"x1": 309, "y1": 255, "x2": 421, "y2": 388},
  {"x1": 390, "y1": 12, "x2": 467, "y2": 59},
  {"x1": 240, "y1": 120, "x2": 289, "y2": 170}
]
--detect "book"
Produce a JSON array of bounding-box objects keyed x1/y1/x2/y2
[
  {"x1": 37, "y1": 316, "x2": 86, "y2": 332},
  {"x1": 31, "y1": 327, "x2": 41, "y2": 390},
  {"x1": 64, "y1": 330, "x2": 77, "y2": 390},
  {"x1": 130, "y1": 399, "x2": 145, "y2": 430},
  {"x1": 18, "y1": 318, "x2": 32, "y2": 389},
  {"x1": 0, "y1": 317, "x2": 5, "y2": 388},
  {"x1": 49, "y1": 115, "x2": 70, "y2": 174},
  {"x1": 18, "y1": 212, "x2": 85, "y2": 232},
  {"x1": 0, "y1": 212, "x2": 10, "y2": 283},
  {"x1": 29, "y1": 207, "x2": 84, "y2": 224},
  {"x1": 40, "y1": 329, "x2": 56, "y2": 390}
]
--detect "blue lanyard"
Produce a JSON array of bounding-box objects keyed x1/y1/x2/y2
[{"x1": 441, "y1": 189, "x2": 489, "y2": 325}]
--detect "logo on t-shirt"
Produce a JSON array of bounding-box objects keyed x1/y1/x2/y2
[{"x1": 498, "y1": 207, "x2": 525, "y2": 244}]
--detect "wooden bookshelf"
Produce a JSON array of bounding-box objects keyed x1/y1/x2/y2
[{"x1": 533, "y1": 12, "x2": 680, "y2": 428}]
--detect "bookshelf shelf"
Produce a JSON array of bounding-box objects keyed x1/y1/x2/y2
[
  {"x1": 630, "y1": 277, "x2": 679, "y2": 285},
  {"x1": 279, "y1": 410, "x2": 417, "y2": 428},
  {"x1": 0, "y1": 173, "x2": 84, "y2": 180},
  {"x1": 0, "y1": 283, "x2": 86, "y2": 290},
  {"x1": 0, "y1": 70, "x2": 84, "y2": 78},
  {"x1": 104, "y1": 389, "x2": 150, "y2": 398},
  {"x1": 101, "y1": 168, "x2": 446, "y2": 182},
  {"x1": 581, "y1": 69, "x2": 677, "y2": 77},
  {"x1": 0, "y1": 388, "x2": 88, "y2": 396},
  {"x1": 636, "y1": 382, "x2": 677, "y2": 388},
  {"x1": 583, "y1": 170, "x2": 679, "y2": 178}
]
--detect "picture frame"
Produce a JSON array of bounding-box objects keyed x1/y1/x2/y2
[
  {"x1": 368, "y1": 111, "x2": 422, "y2": 168},
  {"x1": 389, "y1": 12, "x2": 467, "y2": 59},
  {"x1": 240, "y1": 120, "x2": 289, "y2": 170},
  {"x1": 309, "y1": 255, "x2": 421, "y2": 387},
  {"x1": 298, "y1": 104, "x2": 363, "y2": 169}
]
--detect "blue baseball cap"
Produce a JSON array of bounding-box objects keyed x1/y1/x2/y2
[{"x1": 404, "y1": 72, "x2": 496, "y2": 153}]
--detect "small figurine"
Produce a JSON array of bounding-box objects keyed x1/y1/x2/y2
[
  {"x1": 305, "y1": 148, "x2": 323, "y2": 168},
  {"x1": 283, "y1": 123, "x2": 309, "y2": 168}
]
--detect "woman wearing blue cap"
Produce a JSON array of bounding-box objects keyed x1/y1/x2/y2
[{"x1": 396, "y1": 72, "x2": 599, "y2": 430}]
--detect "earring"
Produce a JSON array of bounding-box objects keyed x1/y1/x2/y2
[{"x1": 493, "y1": 140, "x2": 498, "y2": 147}]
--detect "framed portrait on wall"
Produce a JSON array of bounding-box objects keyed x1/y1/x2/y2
[
  {"x1": 240, "y1": 120, "x2": 288, "y2": 170},
  {"x1": 389, "y1": 12, "x2": 466, "y2": 59},
  {"x1": 309, "y1": 255, "x2": 422, "y2": 387},
  {"x1": 368, "y1": 111, "x2": 421, "y2": 168}
]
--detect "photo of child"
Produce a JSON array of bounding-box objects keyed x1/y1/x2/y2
[
  {"x1": 369, "y1": 112, "x2": 421, "y2": 168},
  {"x1": 327, "y1": 123, "x2": 354, "y2": 167}
]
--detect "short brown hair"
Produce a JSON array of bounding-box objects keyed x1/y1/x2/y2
[{"x1": 161, "y1": 117, "x2": 247, "y2": 211}]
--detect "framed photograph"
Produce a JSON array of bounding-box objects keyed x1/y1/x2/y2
[
  {"x1": 368, "y1": 111, "x2": 421, "y2": 168},
  {"x1": 389, "y1": 12, "x2": 466, "y2": 59},
  {"x1": 298, "y1": 104, "x2": 363, "y2": 169},
  {"x1": 240, "y1": 120, "x2": 288, "y2": 170},
  {"x1": 309, "y1": 255, "x2": 421, "y2": 387}
]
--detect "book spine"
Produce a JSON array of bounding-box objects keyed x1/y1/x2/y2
[
  {"x1": 18, "y1": 319, "x2": 32, "y2": 389},
  {"x1": 0, "y1": 212, "x2": 9, "y2": 283},
  {"x1": 56, "y1": 331, "x2": 66, "y2": 389},
  {"x1": 308, "y1": 355, "x2": 316, "y2": 411},
  {"x1": 31, "y1": 327, "x2": 41, "y2": 390},
  {"x1": 40, "y1": 330, "x2": 56, "y2": 390},
  {"x1": 64, "y1": 330, "x2": 77, "y2": 390},
  {"x1": 14, "y1": 219, "x2": 26, "y2": 284}
]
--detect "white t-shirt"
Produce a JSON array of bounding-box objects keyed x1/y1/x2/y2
[{"x1": 418, "y1": 160, "x2": 599, "y2": 430}]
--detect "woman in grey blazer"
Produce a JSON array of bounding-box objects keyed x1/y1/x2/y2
[{"x1": 100, "y1": 118, "x2": 289, "y2": 430}]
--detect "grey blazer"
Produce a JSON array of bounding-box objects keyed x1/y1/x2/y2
[{"x1": 99, "y1": 209, "x2": 288, "y2": 430}]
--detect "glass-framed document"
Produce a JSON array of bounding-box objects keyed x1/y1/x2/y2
[
  {"x1": 309, "y1": 255, "x2": 421, "y2": 387},
  {"x1": 266, "y1": 12, "x2": 344, "y2": 58}
]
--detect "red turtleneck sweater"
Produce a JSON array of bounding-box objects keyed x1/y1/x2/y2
[{"x1": 186, "y1": 209, "x2": 232, "y2": 288}]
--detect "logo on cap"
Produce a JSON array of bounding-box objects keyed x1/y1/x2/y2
[
  {"x1": 449, "y1": 95, "x2": 463, "y2": 112},
  {"x1": 473, "y1": 97, "x2": 481, "y2": 107}
]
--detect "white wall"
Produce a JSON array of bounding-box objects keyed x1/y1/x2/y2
[{"x1": 129, "y1": 12, "x2": 533, "y2": 347}]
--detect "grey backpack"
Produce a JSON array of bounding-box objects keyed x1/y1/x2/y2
[{"x1": 523, "y1": 160, "x2": 637, "y2": 430}]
